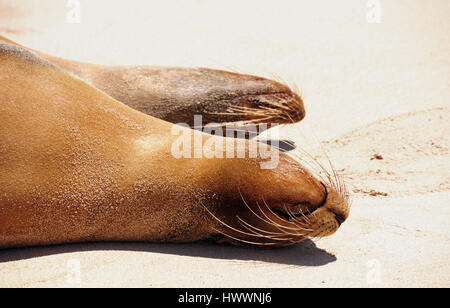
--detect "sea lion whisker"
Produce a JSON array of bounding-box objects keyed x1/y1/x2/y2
[
  {"x1": 288, "y1": 149, "x2": 337, "y2": 192},
  {"x1": 291, "y1": 81, "x2": 302, "y2": 99},
  {"x1": 287, "y1": 217, "x2": 314, "y2": 233},
  {"x1": 214, "y1": 116, "x2": 276, "y2": 127},
  {"x1": 212, "y1": 228, "x2": 278, "y2": 246},
  {"x1": 284, "y1": 110, "x2": 296, "y2": 124},
  {"x1": 236, "y1": 216, "x2": 290, "y2": 237},
  {"x1": 209, "y1": 119, "x2": 261, "y2": 127},
  {"x1": 294, "y1": 149, "x2": 330, "y2": 180},
  {"x1": 235, "y1": 217, "x2": 272, "y2": 238},
  {"x1": 256, "y1": 106, "x2": 287, "y2": 115},
  {"x1": 282, "y1": 129, "x2": 334, "y2": 182},
  {"x1": 276, "y1": 202, "x2": 313, "y2": 227},
  {"x1": 256, "y1": 96, "x2": 297, "y2": 110},
  {"x1": 217, "y1": 104, "x2": 284, "y2": 118},
  {"x1": 192, "y1": 125, "x2": 251, "y2": 132},
  {"x1": 205, "y1": 106, "x2": 280, "y2": 119},
  {"x1": 299, "y1": 136, "x2": 343, "y2": 194},
  {"x1": 209, "y1": 110, "x2": 251, "y2": 116},
  {"x1": 227, "y1": 105, "x2": 271, "y2": 112},
  {"x1": 259, "y1": 199, "x2": 310, "y2": 234},
  {"x1": 286, "y1": 209, "x2": 316, "y2": 232},
  {"x1": 226, "y1": 106, "x2": 282, "y2": 116},
  {"x1": 220, "y1": 109, "x2": 254, "y2": 116},
  {"x1": 243, "y1": 117, "x2": 277, "y2": 124},
  {"x1": 259, "y1": 201, "x2": 308, "y2": 236},
  {"x1": 320, "y1": 146, "x2": 341, "y2": 194},
  {"x1": 200, "y1": 197, "x2": 288, "y2": 245},
  {"x1": 239, "y1": 196, "x2": 310, "y2": 239},
  {"x1": 287, "y1": 152, "x2": 330, "y2": 187},
  {"x1": 301, "y1": 209, "x2": 316, "y2": 226},
  {"x1": 256, "y1": 101, "x2": 293, "y2": 112},
  {"x1": 237, "y1": 189, "x2": 298, "y2": 233},
  {"x1": 237, "y1": 216, "x2": 294, "y2": 241},
  {"x1": 284, "y1": 205, "x2": 314, "y2": 229},
  {"x1": 268, "y1": 73, "x2": 290, "y2": 90}
]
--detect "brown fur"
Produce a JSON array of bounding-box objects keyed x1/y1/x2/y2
[
  {"x1": 0, "y1": 35, "x2": 305, "y2": 133},
  {"x1": 0, "y1": 42, "x2": 349, "y2": 248}
]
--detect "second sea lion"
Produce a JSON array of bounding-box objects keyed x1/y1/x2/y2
[{"x1": 0, "y1": 35, "x2": 305, "y2": 137}]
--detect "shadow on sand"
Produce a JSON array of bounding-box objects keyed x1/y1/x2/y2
[{"x1": 0, "y1": 239, "x2": 336, "y2": 267}]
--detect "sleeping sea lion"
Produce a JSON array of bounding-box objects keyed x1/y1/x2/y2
[{"x1": 0, "y1": 41, "x2": 349, "y2": 248}]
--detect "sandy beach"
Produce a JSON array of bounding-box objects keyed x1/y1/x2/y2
[{"x1": 0, "y1": 0, "x2": 448, "y2": 287}]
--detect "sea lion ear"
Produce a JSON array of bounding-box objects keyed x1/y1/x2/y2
[{"x1": 257, "y1": 139, "x2": 297, "y2": 152}]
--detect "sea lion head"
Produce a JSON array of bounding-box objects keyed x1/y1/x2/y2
[
  {"x1": 199, "y1": 69, "x2": 306, "y2": 137},
  {"x1": 202, "y1": 148, "x2": 350, "y2": 247},
  {"x1": 199, "y1": 69, "x2": 306, "y2": 126}
]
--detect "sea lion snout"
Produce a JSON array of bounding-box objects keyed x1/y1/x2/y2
[
  {"x1": 207, "y1": 152, "x2": 349, "y2": 247},
  {"x1": 169, "y1": 68, "x2": 306, "y2": 131},
  {"x1": 214, "y1": 73, "x2": 306, "y2": 126}
]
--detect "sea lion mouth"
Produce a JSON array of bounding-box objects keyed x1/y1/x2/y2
[{"x1": 271, "y1": 183, "x2": 328, "y2": 222}]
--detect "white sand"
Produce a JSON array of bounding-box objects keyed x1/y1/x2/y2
[{"x1": 0, "y1": 0, "x2": 449, "y2": 287}]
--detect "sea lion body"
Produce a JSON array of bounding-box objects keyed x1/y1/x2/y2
[
  {"x1": 0, "y1": 41, "x2": 349, "y2": 248},
  {"x1": 0, "y1": 36, "x2": 305, "y2": 133}
]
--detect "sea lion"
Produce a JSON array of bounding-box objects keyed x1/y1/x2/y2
[
  {"x1": 0, "y1": 35, "x2": 305, "y2": 137},
  {"x1": 0, "y1": 42, "x2": 349, "y2": 248}
]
